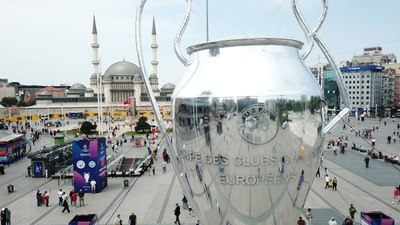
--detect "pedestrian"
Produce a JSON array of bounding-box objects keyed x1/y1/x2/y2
[
  {"x1": 62, "y1": 196, "x2": 70, "y2": 213},
  {"x1": 57, "y1": 189, "x2": 63, "y2": 207},
  {"x1": 90, "y1": 179, "x2": 96, "y2": 193},
  {"x1": 195, "y1": 220, "x2": 200, "y2": 225},
  {"x1": 315, "y1": 166, "x2": 320, "y2": 178},
  {"x1": 392, "y1": 186, "x2": 399, "y2": 205},
  {"x1": 69, "y1": 190, "x2": 74, "y2": 205},
  {"x1": 323, "y1": 167, "x2": 328, "y2": 177},
  {"x1": 324, "y1": 175, "x2": 330, "y2": 189},
  {"x1": 188, "y1": 203, "x2": 194, "y2": 217},
  {"x1": 305, "y1": 208, "x2": 312, "y2": 225},
  {"x1": 297, "y1": 216, "x2": 306, "y2": 225},
  {"x1": 0, "y1": 164, "x2": 4, "y2": 175},
  {"x1": 36, "y1": 190, "x2": 42, "y2": 206},
  {"x1": 297, "y1": 170, "x2": 304, "y2": 191},
  {"x1": 128, "y1": 211, "x2": 137, "y2": 225},
  {"x1": 152, "y1": 165, "x2": 155, "y2": 175},
  {"x1": 364, "y1": 156, "x2": 370, "y2": 168},
  {"x1": 328, "y1": 217, "x2": 337, "y2": 225},
  {"x1": 71, "y1": 191, "x2": 77, "y2": 208},
  {"x1": 343, "y1": 216, "x2": 353, "y2": 225},
  {"x1": 4, "y1": 208, "x2": 10, "y2": 225},
  {"x1": 0, "y1": 208, "x2": 5, "y2": 225},
  {"x1": 174, "y1": 203, "x2": 181, "y2": 225},
  {"x1": 162, "y1": 161, "x2": 166, "y2": 174},
  {"x1": 332, "y1": 177, "x2": 337, "y2": 191},
  {"x1": 349, "y1": 204, "x2": 357, "y2": 221},
  {"x1": 79, "y1": 189, "x2": 85, "y2": 206},
  {"x1": 43, "y1": 190, "x2": 50, "y2": 207},
  {"x1": 114, "y1": 214, "x2": 122, "y2": 225}
]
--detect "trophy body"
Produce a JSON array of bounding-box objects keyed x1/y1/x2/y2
[{"x1": 172, "y1": 38, "x2": 324, "y2": 225}]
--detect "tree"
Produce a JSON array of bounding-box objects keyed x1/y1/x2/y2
[
  {"x1": 0, "y1": 97, "x2": 18, "y2": 107},
  {"x1": 135, "y1": 116, "x2": 150, "y2": 133},
  {"x1": 80, "y1": 121, "x2": 97, "y2": 135}
]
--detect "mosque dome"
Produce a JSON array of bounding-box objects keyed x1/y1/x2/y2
[
  {"x1": 161, "y1": 83, "x2": 176, "y2": 90},
  {"x1": 85, "y1": 88, "x2": 94, "y2": 92},
  {"x1": 70, "y1": 83, "x2": 87, "y2": 90},
  {"x1": 149, "y1": 73, "x2": 157, "y2": 79},
  {"x1": 104, "y1": 60, "x2": 142, "y2": 76}
]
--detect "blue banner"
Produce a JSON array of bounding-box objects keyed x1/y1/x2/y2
[{"x1": 73, "y1": 138, "x2": 107, "y2": 193}]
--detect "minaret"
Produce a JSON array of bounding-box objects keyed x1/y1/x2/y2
[
  {"x1": 90, "y1": 15, "x2": 100, "y2": 93},
  {"x1": 149, "y1": 17, "x2": 160, "y2": 95}
]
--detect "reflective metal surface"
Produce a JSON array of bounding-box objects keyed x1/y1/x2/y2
[{"x1": 171, "y1": 38, "x2": 324, "y2": 225}]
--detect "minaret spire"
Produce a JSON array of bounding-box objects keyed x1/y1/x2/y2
[
  {"x1": 92, "y1": 15, "x2": 98, "y2": 34},
  {"x1": 91, "y1": 15, "x2": 100, "y2": 76},
  {"x1": 150, "y1": 17, "x2": 159, "y2": 93}
]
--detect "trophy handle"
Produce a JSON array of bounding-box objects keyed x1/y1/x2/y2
[
  {"x1": 174, "y1": 0, "x2": 193, "y2": 66},
  {"x1": 292, "y1": 0, "x2": 328, "y2": 60},
  {"x1": 135, "y1": 0, "x2": 184, "y2": 177},
  {"x1": 292, "y1": 0, "x2": 351, "y2": 134}
]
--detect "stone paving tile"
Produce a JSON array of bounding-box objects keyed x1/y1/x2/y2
[{"x1": 324, "y1": 149, "x2": 400, "y2": 186}]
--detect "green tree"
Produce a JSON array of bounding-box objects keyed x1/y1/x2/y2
[
  {"x1": 80, "y1": 121, "x2": 97, "y2": 135},
  {"x1": 135, "y1": 116, "x2": 150, "y2": 133},
  {"x1": 0, "y1": 97, "x2": 18, "y2": 107}
]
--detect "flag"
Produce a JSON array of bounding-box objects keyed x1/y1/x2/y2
[{"x1": 123, "y1": 98, "x2": 132, "y2": 105}]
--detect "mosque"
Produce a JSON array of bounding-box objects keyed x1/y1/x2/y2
[
  {"x1": 15, "y1": 16, "x2": 174, "y2": 121},
  {"x1": 88, "y1": 16, "x2": 175, "y2": 107}
]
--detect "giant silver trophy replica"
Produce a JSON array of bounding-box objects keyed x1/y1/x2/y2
[{"x1": 135, "y1": 0, "x2": 350, "y2": 224}]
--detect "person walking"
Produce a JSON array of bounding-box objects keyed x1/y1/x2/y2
[
  {"x1": 90, "y1": 179, "x2": 96, "y2": 193},
  {"x1": 62, "y1": 196, "x2": 70, "y2": 213},
  {"x1": 1, "y1": 208, "x2": 6, "y2": 225},
  {"x1": 349, "y1": 204, "x2": 357, "y2": 222},
  {"x1": 71, "y1": 191, "x2": 77, "y2": 208},
  {"x1": 174, "y1": 203, "x2": 181, "y2": 225},
  {"x1": 36, "y1": 190, "x2": 42, "y2": 206},
  {"x1": 332, "y1": 177, "x2": 338, "y2": 191},
  {"x1": 128, "y1": 211, "x2": 137, "y2": 225},
  {"x1": 162, "y1": 161, "x2": 166, "y2": 174},
  {"x1": 343, "y1": 216, "x2": 353, "y2": 225},
  {"x1": 114, "y1": 214, "x2": 122, "y2": 225},
  {"x1": 323, "y1": 167, "x2": 328, "y2": 177},
  {"x1": 324, "y1": 175, "x2": 330, "y2": 189},
  {"x1": 78, "y1": 189, "x2": 85, "y2": 207},
  {"x1": 328, "y1": 217, "x2": 338, "y2": 225},
  {"x1": 57, "y1": 189, "x2": 63, "y2": 207},
  {"x1": 4, "y1": 208, "x2": 10, "y2": 225},
  {"x1": 364, "y1": 156, "x2": 370, "y2": 168},
  {"x1": 43, "y1": 190, "x2": 50, "y2": 207},
  {"x1": 297, "y1": 216, "x2": 306, "y2": 225},
  {"x1": 392, "y1": 186, "x2": 399, "y2": 205},
  {"x1": 315, "y1": 166, "x2": 320, "y2": 178},
  {"x1": 305, "y1": 208, "x2": 312, "y2": 225},
  {"x1": 69, "y1": 190, "x2": 74, "y2": 205}
]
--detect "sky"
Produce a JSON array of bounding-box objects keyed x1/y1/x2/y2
[{"x1": 0, "y1": 0, "x2": 399, "y2": 88}]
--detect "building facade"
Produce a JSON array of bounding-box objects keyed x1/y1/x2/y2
[
  {"x1": 341, "y1": 65, "x2": 384, "y2": 115},
  {"x1": 352, "y1": 47, "x2": 396, "y2": 66}
]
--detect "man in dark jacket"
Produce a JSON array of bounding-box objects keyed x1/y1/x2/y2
[{"x1": 174, "y1": 203, "x2": 181, "y2": 225}]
